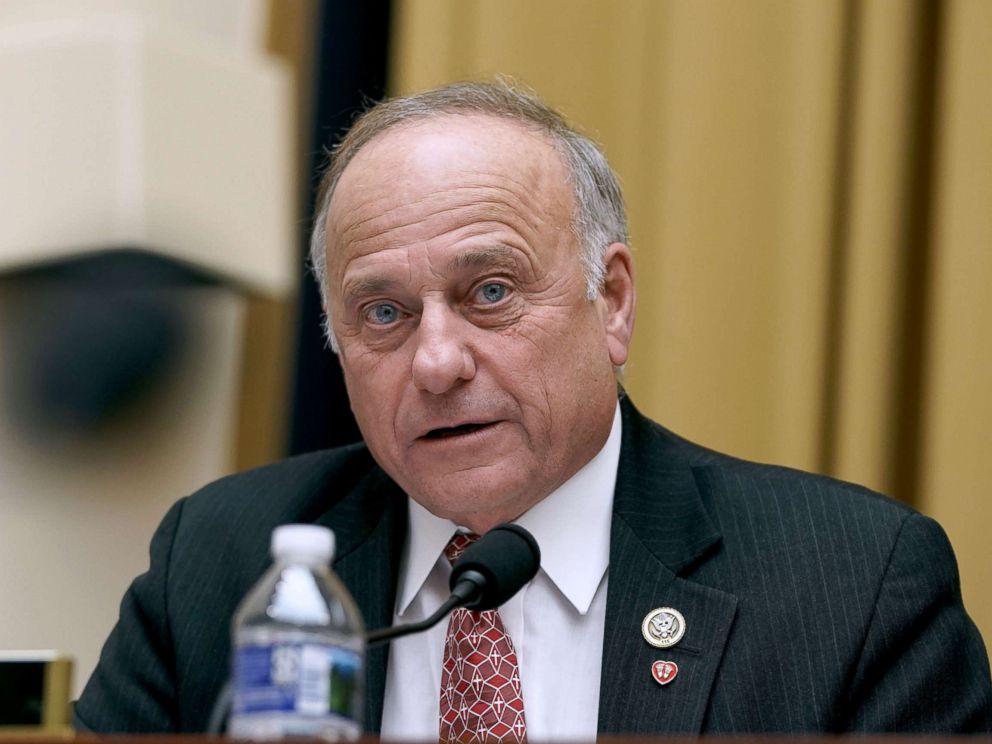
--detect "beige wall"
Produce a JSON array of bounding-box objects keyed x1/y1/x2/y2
[
  {"x1": 390, "y1": 0, "x2": 992, "y2": 640},
  {"x1": 0, "y1": 0, "x2": 304, "y2": 697},
  {"x1": 0, "y1": 288, "x2": 246, "y2": 696}
]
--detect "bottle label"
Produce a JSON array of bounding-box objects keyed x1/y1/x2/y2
[{"x1": 232, "y1": 642, "x2": 361, "y2": 718}]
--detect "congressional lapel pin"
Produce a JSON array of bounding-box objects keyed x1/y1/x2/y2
[
  {"x1": 641, "y1": 607, "x2": 686, "y2": 648},
  {"x1": 651, "y1": 660, "x2": 679, "y2": 686}
]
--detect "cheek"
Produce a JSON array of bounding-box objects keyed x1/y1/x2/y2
[
  {"x1": 487, "y1": 333, "x2": 572, "y2": 436},
  {"x1": 341, "y1": 335, "x2": 410, "y2": 382},
  {"x1": 340, "y1": 354, "x2": 406, "y2": 446},
  {"x1": 510, "y1": 306, "x2": 607, "y2": 379},
  {"x1": 526, "y1": 314, "x2": 613, "y2": 411}
]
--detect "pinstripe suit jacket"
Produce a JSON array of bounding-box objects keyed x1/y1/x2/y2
[{"x1": 75, "y1": 398, "x2": 992, "y2": 734}]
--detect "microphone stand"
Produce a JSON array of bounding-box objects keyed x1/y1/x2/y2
[
  {"x1": 206, "y1": 683, "x2": 232, "y2": 735},
  {"x1": 366, "y1": 568, "x2": 485, "y2": 646}
]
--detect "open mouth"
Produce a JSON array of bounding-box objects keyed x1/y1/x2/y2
[{"x1": 422, "y1": 422, "x2": 497, "y2": 440}]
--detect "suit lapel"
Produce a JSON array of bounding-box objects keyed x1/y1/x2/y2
[
  {"x1": 316, "y1": 466, "x2": 407, "y2": 734},
  {"x1": 598, "y1": 400, "x2": 738, "y2": 735}
]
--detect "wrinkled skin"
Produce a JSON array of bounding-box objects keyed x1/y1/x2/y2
[{"x1": 324, "y1": 114, "x2": 635, "y2": 533}]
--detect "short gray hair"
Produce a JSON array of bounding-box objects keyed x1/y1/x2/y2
[{"x1": 309, "y1": 80, "x2": 628, "y2": 350}]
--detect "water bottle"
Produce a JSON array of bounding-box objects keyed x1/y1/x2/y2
[{"x1": 228, "y1": 524, "x2": 365, "y2": 740}]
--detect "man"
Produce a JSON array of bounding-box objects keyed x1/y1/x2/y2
[{"x1": 76, "y1": 81, "x2": 992, "y2": 737}]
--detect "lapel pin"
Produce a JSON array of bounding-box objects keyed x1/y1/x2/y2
[
  {"x1": 642, "y1": 607, "x2": 686, "y2": 648},
  {"x1": 651, "y1": 660, "x2": 679, "y2": 686}
]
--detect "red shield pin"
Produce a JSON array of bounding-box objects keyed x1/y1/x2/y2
[{"x1": 651, "y1": 660, "x2": 678, "y2": 685}]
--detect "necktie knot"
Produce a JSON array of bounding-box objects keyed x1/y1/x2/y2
[{"x1": 445, "y1": 532, "x2": 479, "y2": 566}]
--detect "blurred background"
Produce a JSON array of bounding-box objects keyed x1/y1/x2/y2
[{"x1": 0, "y1": 0, "x2": 989, "y2": 697}]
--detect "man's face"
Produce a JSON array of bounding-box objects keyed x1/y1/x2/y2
[{"x1": 325, "y1": 114, "x2": 634, "y2": 533}]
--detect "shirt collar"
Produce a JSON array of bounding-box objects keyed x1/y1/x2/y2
[{"x1": 397, "y1": 403, "x2": 621, "y2": 616}]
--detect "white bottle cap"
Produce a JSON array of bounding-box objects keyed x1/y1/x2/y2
[{"x1": 271, "y1": 524, "x2": 335, "y2": 562}]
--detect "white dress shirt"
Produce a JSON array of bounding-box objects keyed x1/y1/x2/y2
[{"x1": 380, "y1": 404, "x2": 622, "y2": 742}]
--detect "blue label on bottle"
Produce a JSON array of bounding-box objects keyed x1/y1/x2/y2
[{"x1": 232, "y1": 642, "x2": 361, "y2": 717}]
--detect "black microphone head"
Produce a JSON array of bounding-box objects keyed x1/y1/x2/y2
[{"x1": 449, "y1": 524, "x2": 541, "y2": 611}]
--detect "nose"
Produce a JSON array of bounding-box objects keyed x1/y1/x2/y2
[{"x1": 411, "y1": 304, "x2": 476, "y2": 394}]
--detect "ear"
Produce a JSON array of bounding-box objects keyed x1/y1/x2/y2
[{"x1": 597, "y1": 243, "x2": 636, "y2": 367}]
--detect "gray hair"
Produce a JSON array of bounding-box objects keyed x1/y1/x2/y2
[{"x1": 309, "y1": 80, "x2": 628, "y2": 350}]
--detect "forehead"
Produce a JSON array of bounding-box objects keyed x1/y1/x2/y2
[
  {"x1": 325, "y1": 114, "x2": 573, "y2": 264},
  {"x1": 336, "y1": 113, "x2": 567, "y2": 198}
]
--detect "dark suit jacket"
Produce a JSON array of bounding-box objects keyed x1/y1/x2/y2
[{"x1": 75, "y1": 399, "x2": 992, "y2": 734}]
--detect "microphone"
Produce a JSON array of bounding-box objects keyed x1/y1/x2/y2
[
  {"x1": 365, "y1": 523, "x2": 540, "y2": 646},
  {"x1": 448, "y1": 523, "x2": 541, "y2": 610}
]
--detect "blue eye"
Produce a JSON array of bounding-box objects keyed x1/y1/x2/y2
[
  {"x1": 367, "y1": 303, "x2": 400, "y2": 325},
  {"x1": 479, "y1": 282, "x2": 507, "y2": 303}
]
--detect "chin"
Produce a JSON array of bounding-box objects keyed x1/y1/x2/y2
[{"x1": 410, "y1": 468, "x2": 536, "y2": 526}]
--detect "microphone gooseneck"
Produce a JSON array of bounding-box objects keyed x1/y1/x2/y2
[
  {"x1": 364, "y1": 594, "x2": 462, "y2": 646},
  {"x1": 365, "y1": 523, "x2": 541, "y2": 646}
]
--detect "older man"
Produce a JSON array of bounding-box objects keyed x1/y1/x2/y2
[{"x1": 76, "y1": 82, "x2": 991, "y2": 737}]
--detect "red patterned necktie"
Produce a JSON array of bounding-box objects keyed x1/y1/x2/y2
[{"x1": 439, "y1": 532, "x2": 528, "y2": 743}]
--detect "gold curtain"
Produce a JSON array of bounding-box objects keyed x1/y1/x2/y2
[{"x1": 390, "y1": 0, "x2": 992, "y2": 640}]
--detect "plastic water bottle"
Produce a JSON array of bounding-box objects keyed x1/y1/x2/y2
[{"x1": 228, "y1": 525, "x2": 365, "y2": 740}]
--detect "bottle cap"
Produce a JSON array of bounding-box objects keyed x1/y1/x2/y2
[{"x1": 271, "y1": 524, "x2": 335, "y2": 562}]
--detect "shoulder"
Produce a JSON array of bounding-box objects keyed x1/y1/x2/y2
[
  {"x1": 692, "y1": 445, "x2": 929, "y2": 579},
  {"x1": 157, "y1": 442, "x2": 386, "y2": 592},
  {"x1": 684, "y1": 435, "x2": 913, "y2": 527},
  {"x1": 179, "y1": 441, "x2": 379, "y2": 523},
  {"x1": 624, "y1": 398, "x2": 921, "y2": 562},
  {"x1": 694, "y1": 441, "x2": 914, "y2": 543}
]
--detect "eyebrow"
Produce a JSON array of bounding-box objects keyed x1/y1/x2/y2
[
  {"x1": 445, "y1": 245, "x2": 521, "y2": 273},
  {"x1": 341, "y1": 276, "x2": 400, "y2": 300},
  {"x1": 340, "y1": 245, "x2": 524, "y2": 302}
]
